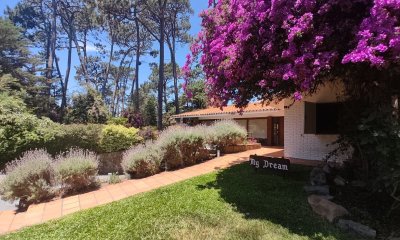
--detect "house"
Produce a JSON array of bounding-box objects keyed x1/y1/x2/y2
[
  {"x1": 173, "y1": 102, "x2": 285, "y2": 146},
  {"x1": 173, "y1": 81, "x2": 345, "y2": 162}
]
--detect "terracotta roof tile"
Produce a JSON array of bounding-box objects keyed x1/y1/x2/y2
[{"x1": 173, "y1": 102, "x2": 281, "y2": 118}]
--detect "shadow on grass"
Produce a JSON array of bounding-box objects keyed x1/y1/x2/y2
[{"x1": 197, "y1": 163, "x2": 352, "y2": 240}]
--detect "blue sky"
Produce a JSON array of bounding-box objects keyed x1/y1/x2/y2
[{"x1": 0, "y1": 0, "x2": 208, "y2": 95}]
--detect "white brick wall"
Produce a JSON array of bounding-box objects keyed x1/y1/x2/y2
[{"x1": 284, "y1": 82, "x2": 345, "y2": 161}]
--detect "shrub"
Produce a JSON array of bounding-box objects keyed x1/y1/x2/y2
[
  {"x1": 54, "y1": 149, "x2": 99, "y2": 195},
  {"x1": 65, "y1": 88, "x2": 108, "y2": 124},
  {"x1": 53, "y1": 124, "x2": 104, "y2": 154},
  {"x1": 210, "y1": 120, "x2": 247, "y2": 148},
  {"x1": 99, "y1": 125, "x2": 143, "y2": 153},
  {"x1": 158, "y1": 125, "x2": 209, "y2": 169},
  {"x1": 0, "y1": 150, "x2": 54, "y2": 207},
  {"x1": 121, "y1": 141, "x2": 162, "y2": 178},
  {"x1": 108, "y1": 172, "x2": 121, "y2": 184},
  {"x1": 0, "y1": 93, "x2": 64, "y2": 167},
  {"x1": 107, "y1": 117, "x2": 128, "y2": 126},
  {"x1": 139, "y1": 126, "x2": 158, "y2": 141}
]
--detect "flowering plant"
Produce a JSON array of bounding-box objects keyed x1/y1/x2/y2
[{"x1": 184, "y1": 0, "x2": 400, "y2": 107}]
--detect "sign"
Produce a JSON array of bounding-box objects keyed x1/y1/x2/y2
[{"x1": 249, "y1": 155, "x2": 290, "y2": 171}]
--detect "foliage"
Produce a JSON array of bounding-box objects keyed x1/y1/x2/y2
[
  {"x1": 54, "y1": 149, "x2": 99, "y2": 195},
  {"x1": 184, "y1": 0, "x2": 400, "y2": 215},
  {"x1": 330, "y1": 106, "x2": 400, "y2": 213},
  {"x1": 184, "y1": 0, "x2": 400, "y2": 106},
  {"x1": 108, "y1": 172, "x2": 121, "y2": 184},
  {"x1": 0, "y1": 18, "x2": 47, "y2": 117},
  {"x1": 107, "y1": 117, "x2": 128, "y2": 126},
  {"x1": 0, "y1": 150, "x2": 54, "y2": 207},
  {"x1": 99, "y1": 125, "x2": 142, "y2": 153},
  {"x1": 209, "y1": 120, "x2": 247, "y2": 148},
  {"x1": 121, "y1": 141, "x2": 162, "y2": 178},
  {"x1": 138, "y1": 126, "x2": 158, "y2": 141},
  {"x1": 157, "y1": 125, "x2": 211, "y2": 169},
  {"x1": 122, "y1": 121, "x2": 245, "y2": 174},
  {"x1": 180, "y1": 77, "x2": 208, "y2": 112},
  {"x1": 65, "y1": 88, "x2": 108, "y2": 124},
  {"x1": 0, "y1": 18, "x2": 35, "y2": 79},
  {"x1": 143, "y1": 96, "x2": 158, "y2": 126},
  {"x1": 0, "y1": 93, "x2": 63, "y2": 167},
  {"x1": 123, "y1": 109, "x2": 144, "y2": 128},
  {"x1": 0, "y1": 165, "x2": 356, "y2": 240}
]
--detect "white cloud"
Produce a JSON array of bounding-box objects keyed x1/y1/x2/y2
[{"x1": 85, "y1": 43, "x2": 99, "y2": 52}]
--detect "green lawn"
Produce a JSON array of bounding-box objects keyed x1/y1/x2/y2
[{"x1": 1, "y1": 164, "x2": 356, "y2": 240}]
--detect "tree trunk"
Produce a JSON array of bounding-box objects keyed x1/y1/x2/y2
[
  {"x1": 46, "y1": 0, "x2": 57, "y2": 112},
  {"x1": 111, "y1": 53, "x2": 129, "y2": 116},
  {"x1": 157, "y1": 3, "x2": 166, "y2": 130},
  {"x1": 133, "y1": 7, "x2": 141, "y2": 112},
  {"x1": 170, "y1": 26, "x2": 179, "y2": 114},
  {"x1": 72, "y1": 27, "x2": 90, "y2": 83},
  {"x1": 164, "y1": 81, "x2": 168, "y2": 112},
  {"x1": 103, "y1": 34, "x2": 114, "y2": 99},
  {"x1": 60, "y1": 33, "x2": 73, "y2": 120}
]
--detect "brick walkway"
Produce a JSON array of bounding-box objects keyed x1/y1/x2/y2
[{"x1": 0, "y1": 147, "x2": 291, "y2": 235}]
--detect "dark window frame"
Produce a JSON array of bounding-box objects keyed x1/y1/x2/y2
[{"x1": 304, "y1": 102, "x2": 341, "y2": 135}]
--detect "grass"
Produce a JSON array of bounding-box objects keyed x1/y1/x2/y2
[{"x1": 1, "y1": 164, "x2": 356, "y2": 240}]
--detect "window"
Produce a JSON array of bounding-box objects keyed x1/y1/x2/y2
[
  {"x1": 235, "y1": 119, "x2": 248, "y2": 130},
  {"x1": 304, "y1": 102, "x2": 341, "y2": 134},
  {"x1": 248, "y1": 119, "x2": 268, "y2": 139}
]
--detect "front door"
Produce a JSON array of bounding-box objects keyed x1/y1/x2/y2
[{"x1": 272, "y1": 117, "x2": 284, "y2": 146}]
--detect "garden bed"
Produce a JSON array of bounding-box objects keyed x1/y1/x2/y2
[{"x1": 221, "y1": 143, "x2": 261, "y2": 154}]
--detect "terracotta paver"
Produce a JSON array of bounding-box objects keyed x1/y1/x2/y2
[{"x1": 0, "y1": 147, "x2": 286, "y2": 235}]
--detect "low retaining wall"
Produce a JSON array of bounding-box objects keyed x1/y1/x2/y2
[
  {"x1": 98, "y1": 151, "x2": 124, "y2": 174},
  {"x1": 221, "y1": 143, "x2": 262, "y2": 154}
]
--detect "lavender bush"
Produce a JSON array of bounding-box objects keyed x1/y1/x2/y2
[
  {"x1": 158, "y1": 125, "x2": 210, "y2": 169},
  {"x1": 121, "y1": 141, "x2": 162, "y2": 178},
  {"x1": 209, "y1": 120, "x2": 247, "y2": 148},
  {"x1": 0, "y1": 149, "x2": 54, "y2": 207},
  {"x1": 54, "y1": 149, "x2": 99, "y2": 195}
]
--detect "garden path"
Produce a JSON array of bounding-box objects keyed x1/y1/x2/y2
[{"x1": 0, "y1": 147, "x2": 320, "y2": 235}]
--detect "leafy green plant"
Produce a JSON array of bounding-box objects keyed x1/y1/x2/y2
[
  {"x1": 108, "y1": 172, "x2": 121, "y2": 184},
  {"x1": 121, "y1": 141, "x2": 162, "y2": 178},
  {"x1": 54, "y1": 148, "x2": 99, "y2": 195},
  {"x1": 330, "y1": 106, "x2": 400, "y2": 215},
  {"x1": 0, "y1": 149, "x2": 55, "y2": 207},
  {"x1": 0, "y1": 93, "x2": 64, "y2": 167},
  {"x1": 52, "y1": 124, "x2": 104, "y2": 154},
  {"x1": 100, "y1": 124, "x2": 143, "y2": 153},
  {"x1": 107, "y1": 117, "x2": 128, "y2": 126},
  {"x1": 65, "y1": 88, "x2": 108, "y2": 124}
]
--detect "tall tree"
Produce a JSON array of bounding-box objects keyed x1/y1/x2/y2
[
  {"x1": 138, "y1": 0, "x2": 169, "y2": 130},
  {"x1": 165, "y1": 0, "x2": 192, "y2": 114},
  {"x1": 7, "y1": 0, "x2": 59, "y2": 117}
]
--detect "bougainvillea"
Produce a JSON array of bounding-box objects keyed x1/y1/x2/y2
[{"x1": 184, "y1": 0, "x2": 400, "y2": 107}]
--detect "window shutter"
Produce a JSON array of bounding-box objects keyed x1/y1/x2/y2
[{"x1": 304, "y1": 102, "x2": 316, "y2": 134}]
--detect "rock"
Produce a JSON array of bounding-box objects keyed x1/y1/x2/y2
[
  {"x1": 336, "y1": 219, "x2": 376, "y2": 238},
  {"x1": 319, "y1": 195, "x2": 334, "y2": 200},
  {"x1": 322, "y1": 164, "x2": 332, "y2": 174},
  {"x1": 310, "y1": 167, "x2": 327, "y2": 186},
  {"x1": 334, "y1": 176, "x2": 347, "y2": 186},
  {"x1": 304, "y1": 185, "x2": 330, "y2": 195},
  {"x1": 351, "y1": 180, "x2": 367, "y2": 188},
  {"x1": 308, "y1": 195, "x2": 349, "y2": 222},
  {"x1": 388, "y1": 237, "x2": 400, "y2": 240}
]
